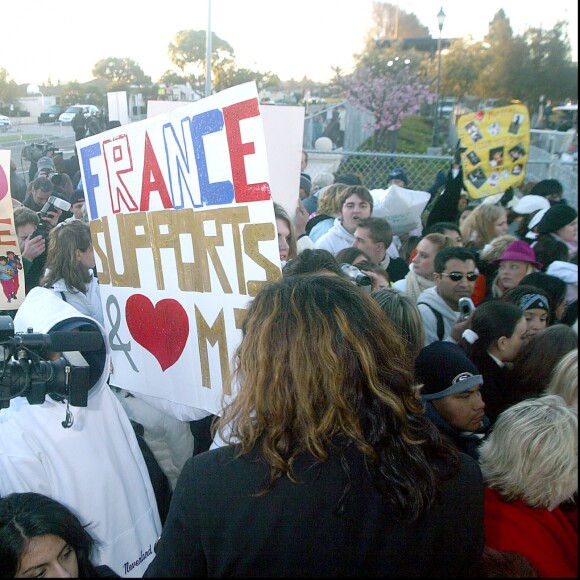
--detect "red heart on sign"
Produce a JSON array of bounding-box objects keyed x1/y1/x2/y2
[{"x1": 125, "y1": 294, "x2": 189, "y2": 371}]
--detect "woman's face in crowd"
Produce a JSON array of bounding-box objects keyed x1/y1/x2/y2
[
  {"x1": 523, "y1": 308, "x2": 549, "y2": 342},
  {"x1": 16, "y1": 534, "x2": 79, "y2": 578},
  {"x1": 77, "y1": 245, "x2": 96, "y2": 270},
  {"x1": 459, "y1": 209, "x2": 472, "y2": 227},
  {"x1": 412, "y1": 239, "x2": 438, "y2": 280},
  {"x1": 498, "y1": 260, "x2": 528, "y2": 290},
  {"x1": 499, "y1": 317, "x2": 528, "y2": 361},
  {"x1": 493, "y1": 212, "x2": 509, "y2": 237},
  {"x1": 276, "y1": 218, "x2": 290, "y2": 264},
  {"x1": 556, "y1": 218, "x2": 578, "y2": 243}
]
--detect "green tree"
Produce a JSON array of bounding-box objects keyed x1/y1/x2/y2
[
  {"x1": 363, "y1": 1, "x2": 429, "y2": 48},
  {"x1": 158, "y1": 70, "x2": 187, "y2": 86},
  {"x1": 439, "y1": 39, "x2": 485, "y2": 100},
  {"x1": 523, "y1": 23, "x2": 578, "y2": 108},
  {"x1": 60, "y1": 82, "x2": 105, "y2": 107},
  {"x1": 92, "y1": 57, "x2": 151, "y2": 89},
  {"x1": 167, "y1": 29, "x2": 234, "y2": 96},
  {"x1": 0, "y1": 68, "x2": 18, "y2": 106}
]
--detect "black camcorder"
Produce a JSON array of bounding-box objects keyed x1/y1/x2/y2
[{"x1": 0, "y1": 315, "x2": 104, "y2": 410}]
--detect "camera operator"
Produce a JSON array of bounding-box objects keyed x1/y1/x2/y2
[
  {"x1": 13, "y1": 207, "x2": 47, "y2": 294},
  {"x1": 0, "y1": 288, "x2": 162, "y2": 577},
  {"x1": 23, "y1": 177, "x2": 71, "y2": 227}
]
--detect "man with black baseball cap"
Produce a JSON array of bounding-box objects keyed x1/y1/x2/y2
[{"x1": 415, "y1": 341, "x2": 490, "y2": 459}]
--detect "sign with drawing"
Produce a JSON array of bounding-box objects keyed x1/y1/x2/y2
[
  {"x1": 0, "y1": 150, "x2": 25, "y2": 310},
  {"x1": 77, "y1": 82, "x2": 281, "y2": 414},
  {"x1": 457, "y1": 104, "x2": 530, "y2": 199}
]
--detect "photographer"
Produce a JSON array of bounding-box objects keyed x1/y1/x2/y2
[
  {"x1": 13, "y1": 207, "x2": 47, "y2": 294},
  {"x1": 0, "y1": 288, "x2": 162, "y2": 577},
  {"x1": 23, "y1": 177, "x2": 71, "y2": 228}
]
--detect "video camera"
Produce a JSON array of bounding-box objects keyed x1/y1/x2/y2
[
  {"x1": 0, "y1": 315, "x2": 104, "y2": 411},
  {"x1": 21, "y1": 140, "x2": 59, "y2": 163}
]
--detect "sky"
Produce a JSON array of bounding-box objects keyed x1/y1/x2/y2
[{"x1": 4, "y1": 0, "x2": 578, "y2": 86}]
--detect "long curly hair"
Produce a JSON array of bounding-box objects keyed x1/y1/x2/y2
[
  {"x1": 41, "y1": 220, "x2": 93, "y2": 294},
  {"x1": 217, "y1": 275, "x2": 459, "y2": 523}
]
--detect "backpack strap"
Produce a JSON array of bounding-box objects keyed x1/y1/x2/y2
[{"x1": 417, "y1": 302, "x2": 444, "y2": 341}]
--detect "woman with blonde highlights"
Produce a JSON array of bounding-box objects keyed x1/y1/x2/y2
[
  {"x1": 460, "y1": 204, "x2": 509, "y2": 251},
  {"x1": 479, "y1": 395, "x2": 578, "y2": 578},
  {"x1": 145, "y1": 275, "x2": 484, "y2": 577}
]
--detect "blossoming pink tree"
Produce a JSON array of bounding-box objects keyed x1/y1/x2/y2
[{"x1": 340, "y1": 67, "x2": 434, "y2": 151}]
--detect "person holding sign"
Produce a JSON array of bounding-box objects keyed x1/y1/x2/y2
[{"x1": 145, "y1": 275, "x2": 484, "y2": 577}]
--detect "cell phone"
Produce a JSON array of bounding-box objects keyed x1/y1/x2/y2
[{"x1": 458, "y1": 297, "x2": 475, "y2": 320}]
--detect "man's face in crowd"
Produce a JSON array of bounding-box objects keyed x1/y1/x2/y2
[
  {"x1": 16, "y1": 223, "x2": 36, "y2": 252},
  {"x1": 434, "y1": 258, "x2": 477, "y2": 310},
  {"x1": 71, "y1": 201, "x2": 85, "y2": 220},
  {"x1": 31, "y1": 186, "x2": 52, "y2": 207},
  {"x1": 340, "y1": 194, "x2": 371, "y2": 234},
  {"x1": 432, "y1": 386, "x2": 486, "y2": 432},
  {"x1": 353, "y1": 227, "x2": 382, "y2": 263}
]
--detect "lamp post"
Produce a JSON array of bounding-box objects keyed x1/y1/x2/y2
[
  {"x1": 431, "y1": 7, "x2": 446, "y2": 148},
  {"x1": 205, "y1": 0, "x2": 212, "y2": 97}
]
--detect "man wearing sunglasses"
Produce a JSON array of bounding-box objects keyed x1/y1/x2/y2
[{"x1": 417, "y1": 247, "x2": 478, "y2": 346}]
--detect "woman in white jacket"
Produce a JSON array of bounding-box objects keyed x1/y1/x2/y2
[{"x1": 40, "y1": 219, "x2": 104, "y2": 326}]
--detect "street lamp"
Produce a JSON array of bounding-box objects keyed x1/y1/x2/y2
[
  {"x1": 431, "y1": 7, "x2": 446, "y2": 148},
  {"x1": 205, "y1": 0, "x2": 212, "y2": 97}
]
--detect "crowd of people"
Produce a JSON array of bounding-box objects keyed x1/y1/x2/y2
[{"x1": 0, "y1": 149, "x2": 577, "y2": 578}]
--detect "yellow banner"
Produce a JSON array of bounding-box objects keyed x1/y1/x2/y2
[{"x1": 457, "y1": 104, "x2": 530, "y2": 199}]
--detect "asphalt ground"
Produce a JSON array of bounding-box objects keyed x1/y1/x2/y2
[{"x1": 0, "y1": 122, "x2": 78, "y2": 184}]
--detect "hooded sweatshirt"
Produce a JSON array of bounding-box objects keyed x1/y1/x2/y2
[
  {"x1": 314, "y1": 218, "x2": 355, "y2": 255},
  {"x1": 0, "y1": 287, "x2": 161, "y2": 577},
  {"x1": 417, "y1": 286, "x2": 460, "y2": 346}
]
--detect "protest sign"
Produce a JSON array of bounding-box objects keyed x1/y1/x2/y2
[
  {"x1": 148, "y1": 99, "x2": 305, "y2": 220},
  {"x1": 78, "y1": 82, "x2": 281, "y2": 415},
  {"x1": 0, "y1": 151, "x2": 25, "y2": 310},
  {"x1": 457, "y1": 104, "x2": 530, "y2": 199}
]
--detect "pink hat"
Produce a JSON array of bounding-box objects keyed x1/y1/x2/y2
[{"x1": 492, "y1": 240, "x2": 543, "y2": 270}]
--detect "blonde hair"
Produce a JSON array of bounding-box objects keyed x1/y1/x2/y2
[
  {"x1": 546, "y1": 349, "x2": 578, "y2": 409},
  {"x1": 422, "y1": 232, "x2": 459, "y2": 252},
  {"x1": 460, "y1": 204, "x2": 507, "y2": 249},
  {"x1": 479, "y1": 234, "x2": 518, "y2": 263},
  {"x1": 370, "y1": 288, "x2": 425, "y2": 359},
  {"x1": 491, "y1": 262, "x2": 537, "y2": 299},
  {"x1": 479, "y1": 395, "x2": 578, "y2": 509},
  {"x1": 317, "y1": 183, "x2": 348, "y2": 216}
]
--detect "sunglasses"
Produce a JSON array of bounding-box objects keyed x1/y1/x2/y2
[{"x1": 440, "y1": 272, "x2": 479, "y2": 282}]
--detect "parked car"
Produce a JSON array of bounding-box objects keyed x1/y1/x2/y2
[
  {"x1": 38, "y1": 105, "x2": 67, "y2": 124},
  {"x1": 59, "y1": 104, "x2": 99, "y2": 124},
  {"x1": 0, "y1": 115, "x2": 11, "y2": 132}
]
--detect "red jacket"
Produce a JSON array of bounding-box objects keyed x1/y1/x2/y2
[{"x1": 484, "y1": 486, "x2": 578, "y2": 578}]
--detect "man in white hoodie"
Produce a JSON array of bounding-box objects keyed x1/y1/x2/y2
[
  {"x1": 314, "y1": 185, "x2": 373, "y2": 255},
  {"x1": 417, "y1": 247, "x2": 478, "y2": 346},
  {"x1": 0, "y1": 287, "x2": 161, "y2": 577}
]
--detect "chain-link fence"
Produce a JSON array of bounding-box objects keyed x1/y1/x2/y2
[
  {"x1": 305, "y1": 147, "x2": 577, "y2": 209},
  {"x1": 305, "y1": 149, "x2": 450, "y2": 193}
]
